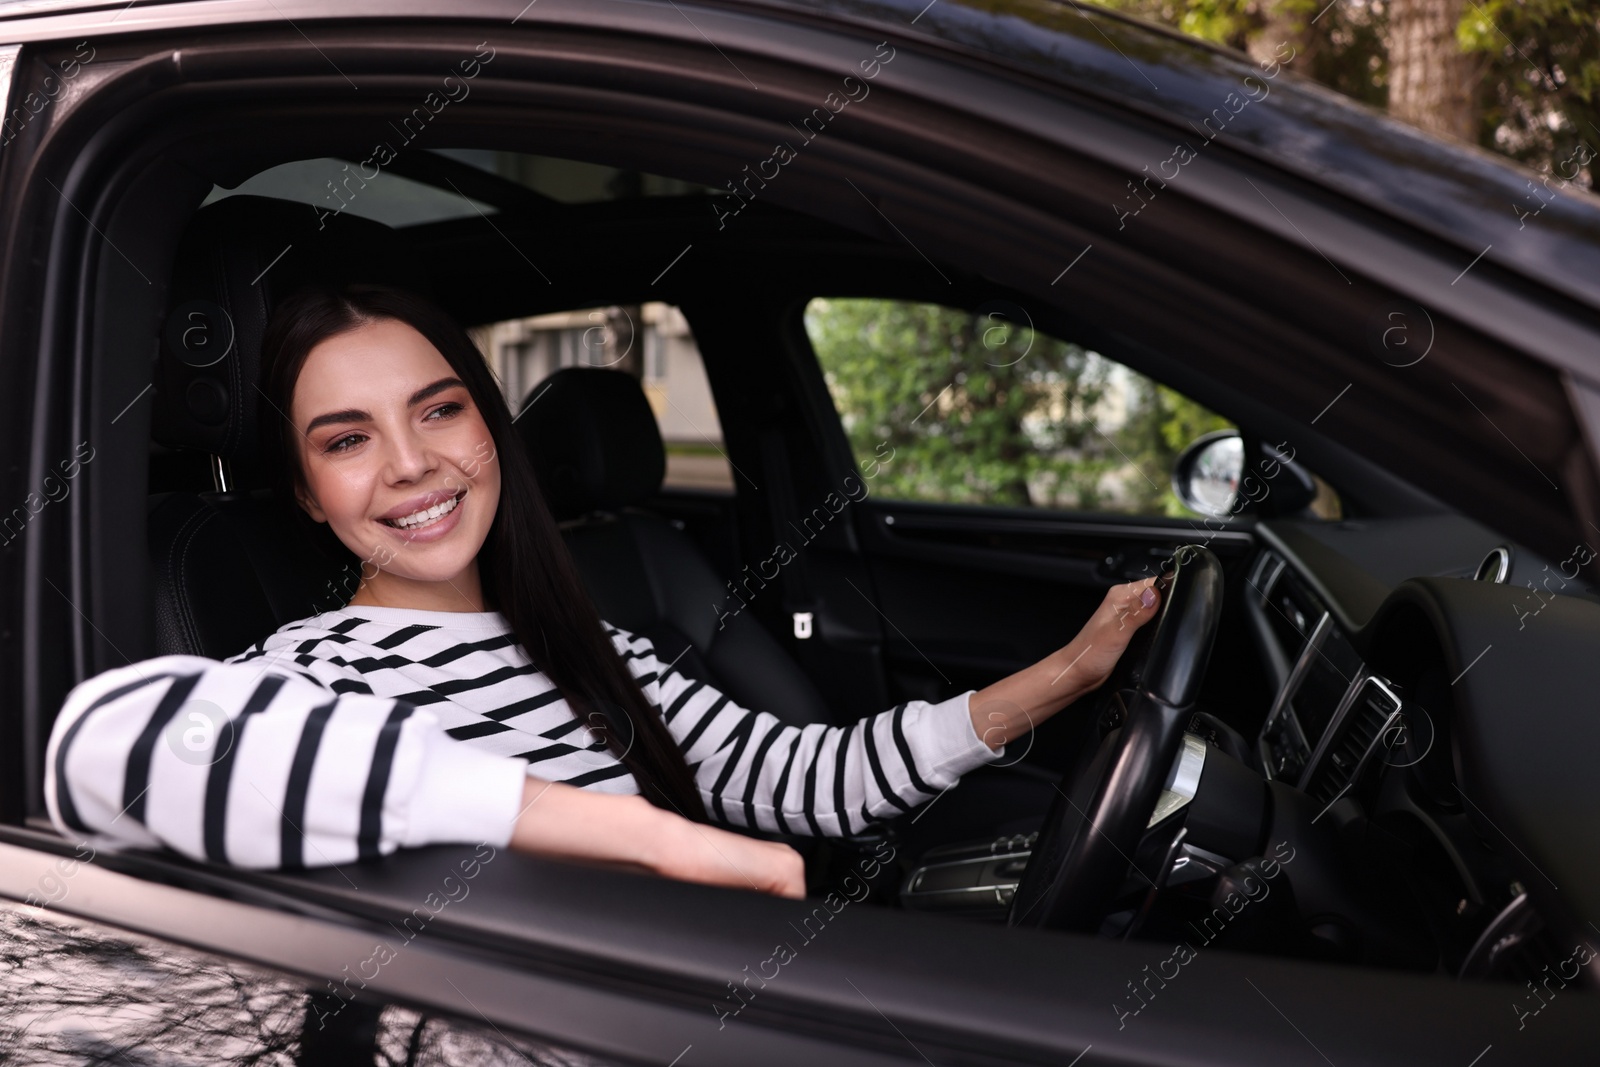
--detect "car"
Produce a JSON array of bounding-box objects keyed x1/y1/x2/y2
[{"x1": 2, "y1": 0, "x2": 1600, "y2": 1063}]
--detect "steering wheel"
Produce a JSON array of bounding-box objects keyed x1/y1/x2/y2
[{"x1": 1007, "y1": 544, "x2": 1224, "y2": 931}]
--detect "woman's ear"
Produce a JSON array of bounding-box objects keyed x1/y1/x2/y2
[{"x1": 296, "y1": 486, "x2": 327, "y2": 524}]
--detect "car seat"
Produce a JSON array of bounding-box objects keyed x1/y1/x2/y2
[{"x1": 515, "y1": 366, "x2": 832, "y2": 728}]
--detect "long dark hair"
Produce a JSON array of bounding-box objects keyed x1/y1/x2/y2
[{"x1": 257, "y1": 282, "x2": 708, "y2": 822}]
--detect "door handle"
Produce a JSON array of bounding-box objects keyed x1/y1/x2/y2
[{"x1": 1098, "y1": 545, "x2": 1181, "y2": 583}]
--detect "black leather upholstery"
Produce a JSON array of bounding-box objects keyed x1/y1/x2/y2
[
  {"x1": 148, "y1": 490, "x2": 348, "y2": 660},
  {"x1": 516, "y1": 367, "x2": 666, "y2": 520},
  {"x1": 517, "y1": 368, "x2": 832, "y2": 728},
  {"x1": 153, "y1": 194, "x2": 434, "y2": 487}
]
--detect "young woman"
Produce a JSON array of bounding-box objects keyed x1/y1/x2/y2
[{"x1": 45, "y1": 284, "x2": 1160, "y2": 900}]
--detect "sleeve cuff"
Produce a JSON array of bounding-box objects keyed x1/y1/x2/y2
[
  {"x1": 910, "y1": 689, "x2": 1005, "y2": 788},
  {"x1": 400, "y1": 736, "x2": 529, "y2": 849}
]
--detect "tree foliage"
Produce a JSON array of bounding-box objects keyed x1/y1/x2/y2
[
  {"x1": 1097, "y1": 0, "x2": 1599, "y2": 183},
  {"x1": 806, "y1": 299, "x2": 1232, "y2": 517},
  {"x1": 807, "y1": 7, "x2": 1591, "y2": 526},
  {"x1": 1459, "y1": 0, "x2": 1600, "y2": 176}
]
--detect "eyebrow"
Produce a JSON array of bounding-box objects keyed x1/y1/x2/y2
[{"x1": 303, "y1": 377, "x2": 467, "y2": 437}]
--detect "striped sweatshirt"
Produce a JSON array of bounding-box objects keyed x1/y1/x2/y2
[{"x1": 44, "y1": 603, "x2": 1003, "y2": 869}]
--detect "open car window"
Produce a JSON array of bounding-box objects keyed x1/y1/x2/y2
[
  {"x1": 7, "y1": 5, "x2": 1600, "y2": 1062},
  {"x1": 804, "y1": 297, "x2": 1236, "y2": 518}
]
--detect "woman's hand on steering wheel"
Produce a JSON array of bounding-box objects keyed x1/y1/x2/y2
[
  {"x1": 1054, "y1": 576, "x2": 1163, "y2": 697},
  {"x1": 969, "y1": 576, "x2": 1163, "y2": 752},
  {"x1": 1007, "y1": 545, "x2": 1224, "y2": 931}
]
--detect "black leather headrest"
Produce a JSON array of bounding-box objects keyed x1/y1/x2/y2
[
  {"x1": 516, "y1": 367, "x2": 666, "y2": 520},
  {"x1": 151, "y1": 194, "x2": 433, "y2": 488}
]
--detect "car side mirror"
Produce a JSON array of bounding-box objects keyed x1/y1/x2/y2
[
  {"x1": 1172, "y1": 430, "x2": 1318, "y2": 518},
  {"x1": 1172, "y1": 430, "x2": 1244, "y2": 517}
]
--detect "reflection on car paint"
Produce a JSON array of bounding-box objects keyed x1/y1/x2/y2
[{"x1": 0, "y1": 903, "x2": 622, "y2": 1066}]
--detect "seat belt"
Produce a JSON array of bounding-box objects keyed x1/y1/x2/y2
[
  {"x1": 757, "y1": 426, "x2": 907, "y2": 859},
  {"x1": 756, "y1": 424, "x2": 821, "y2": 650}
]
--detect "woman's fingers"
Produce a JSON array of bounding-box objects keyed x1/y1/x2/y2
[
  {"x1": 1055, "y1": 577, "x2": 1164, "y2": 694},
  {"x1": 651, "y1": 816, "x2": 807, "y2": 899},
  {"x1": 1100, "y1": 575, "x2": 1161, "y2": 634},
  {"x1": 750, "y1": 840, "x2": 807, "y2": 899},
  {"x1": 696, "y1": 832, "x2": 804, "y2": 899}
]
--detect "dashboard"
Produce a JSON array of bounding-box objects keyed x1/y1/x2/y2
[
  {"x1": 1237, "y1": 517, "x2": 1600, "y2": 981},
  {"x1": 1241, "y1": 514, "x2": 1556, "y2": 801},
  {"x1": 1252, "y1": 552, "x2": 1405, "y2": 805}
]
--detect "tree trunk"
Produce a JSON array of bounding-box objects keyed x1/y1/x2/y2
[{"x1": 1387, "y1": 0, "x2": 1476, "y2": 141}]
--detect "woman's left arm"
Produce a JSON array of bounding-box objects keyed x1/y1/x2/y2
[
  {"x1": 969, "y1": 576, "x2": 1161, "y2": 751},
  {"x1": 607, "y1": 575, "x2": 1160, "y2": 837}
]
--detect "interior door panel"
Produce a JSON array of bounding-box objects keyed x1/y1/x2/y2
[{"x1": 852, "y1": 498, "x2": 1258, "y2": 696}]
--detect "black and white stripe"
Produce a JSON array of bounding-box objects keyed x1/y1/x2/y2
[{"x1": 44, "y1": 605, "x2": 998, "y2": 870}]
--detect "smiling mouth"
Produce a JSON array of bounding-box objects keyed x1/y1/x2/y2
[{"x1": 380, "y1": 490, "x2": 466, "y2": 530}]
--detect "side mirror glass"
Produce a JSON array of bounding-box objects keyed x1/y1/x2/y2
[
  {"x1": 1172, "y1": 431, "x2": 1244, "y2": 517},
  {"x1": 1173, "y1": 430, "x2": 1322, "y2": 518}
]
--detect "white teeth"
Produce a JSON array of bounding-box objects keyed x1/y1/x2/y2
[{"x1": 387, "y1": 493, "x2": 460, "y2": 529}]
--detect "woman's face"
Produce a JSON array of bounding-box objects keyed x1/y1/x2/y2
[{"x1": 290, "y1": 317, "x2": 501, "y2": 612}]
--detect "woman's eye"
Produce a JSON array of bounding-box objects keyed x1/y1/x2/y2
[
  {"x1": 325, "y1": 434, "x2": 364, "y2": 454},
  {"x1": 323, "y1": 404, "x2": 461, "y2": 454}
]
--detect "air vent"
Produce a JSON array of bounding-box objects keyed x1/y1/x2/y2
[
  {"x1": 1475, "y1": 545, "x2": 1511, "y2": 583},
  {"x1": 1249, "y1": 549, "x2": 1285, "y2": 601},
  {"x1": 1254, "y1": 552, "x2": 1323, "y2": 656},
  {"x1": 1305, "y1": 678, "x2": 1401, "y2": 804}
]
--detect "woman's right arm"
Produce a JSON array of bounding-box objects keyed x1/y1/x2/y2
[
  {"x1": 508, "y1": 777, "x2": 805, "y2": 898},
  {"x1": 45, "y1": 650, "x2": 805, "y2": 895},
  {"x1": 45, "y1": 653, "x2": 529, "y2": 868}
]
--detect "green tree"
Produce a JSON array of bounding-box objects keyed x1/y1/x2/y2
[
  {"x1": 1459, "y1": 0, "x2": 1600, "y2": 178},
  {"x1": 1119, "y1": 377, "x2": 1236, "y2": 516},
  {"x1": 1097, "y1": 0, "x2": 1389, "y2": 108},
  {"x1": 806, "y1": 299, "x2": 1232, "y2": 516}
]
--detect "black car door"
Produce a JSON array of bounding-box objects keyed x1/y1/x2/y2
[{"x1": 0, "y1": 850, "x2": 622, "y2": 1066}]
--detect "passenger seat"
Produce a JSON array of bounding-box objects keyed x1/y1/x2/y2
[{"x1": 516, "y1": 367, "x2": 832, "y2": 729}]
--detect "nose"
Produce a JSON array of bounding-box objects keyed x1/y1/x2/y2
[{"x1": 381, "y1": 419, "x2": 438, "y2": 484}]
